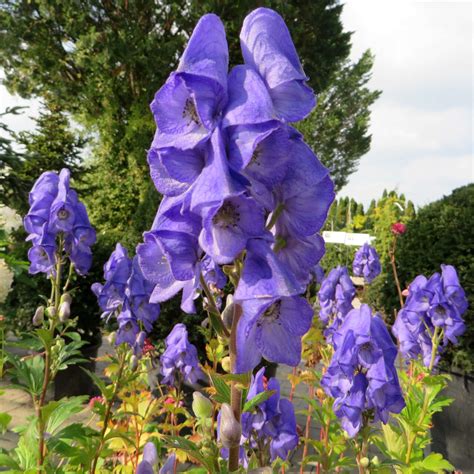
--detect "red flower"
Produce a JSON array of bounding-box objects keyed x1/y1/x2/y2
[
  {"x1": 88, "y1": 396, "x2": 105, "y2": 409},
  {"x1": 391, "y1": 222, "x2": 407, "y2": 235}
]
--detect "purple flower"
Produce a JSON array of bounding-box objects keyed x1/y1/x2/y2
[
  {"x1": 92, "y1": 246, "x2": 159, "y2": 350},
  {"x1": 126, "y1": 258, "x2": 160, "y2": 333},
  {"x1": 352, "y1": 243, "x2": 381, "y2": 283},
  {"x1": 199, "y1": 194, "x2": 267, "y2": 264},
  {"x1": 92, "y1": 243, "x2": 132, "y2": 318},
  {"x1": 136, "y1": 441, "x2": 158, "y2": 474},
  {"x1": 322, "y1": 305, "x2": 404, "y2": 436},
  {"x1": 160, "y1": 323, "x2": 204, "y2": 386},
  {"x1": 393, "y1": 265, "x2": 467, "y2": 367},
  {"x1": 236, "y1": 295, "x2": 313, "y2": 373},
  {"x1": 318, "y1": 266, "x2": 355, "y2": 340},
  {"x1": 24, "y1": 168, "x2": 96, "y2": 275},
  {"x1": 150, "y1": 14, "x2": 228, "y2": 150},
  {"x1": 234, "y1": 239, "x2": 303, "y2": 302},
  {"x1": 240, "y1": 8, "x2": 315, "y2": 122},
  {"x1": 240, "y1": 368, "x2": 298, "y2": 462}
]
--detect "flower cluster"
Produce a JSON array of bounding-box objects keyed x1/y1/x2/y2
[
  {"x1": 92, "y1": 244, "x2": 160, "y2": 352},
  {"x1": 322, "y1": 305, "x2": 405, "y2": 436},
  {"x1": 137, "y1": 8, "x2": 334, "y2": 373},
  {"x1": 160, "y1": 323, "x2": 204, "y2": 386},
  {"x1": 352, "y1": 243, "x2": 381, "y2": 283},
  {"x1": 220, "y1": 367, "x2": 298, "y2": 465},
  {"x1": 24, "y1": 168, "x2": 96, "y2": 275},
  {"x1": 317, "y1": 266, "x2": 355, "y2": 340},
  {"x1": 242, "y1": 368, "x2": 298, "y2": 462},
  {"x1": 393, "y1": 265, "x2": 467, "y2": 367}
]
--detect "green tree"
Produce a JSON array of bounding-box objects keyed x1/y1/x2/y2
[
  {"x1": 0, "y1": 0, "x2": 377, "y2": 246},
  {"x1": 297, "y1": 51, "x2": 381, "y2": 190}
]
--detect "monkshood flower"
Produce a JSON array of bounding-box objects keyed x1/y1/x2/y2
[
  {"x1": 352, "y1": 243, "x2": 381, "y2": 283},
  {"x1": 160, "y1": 323, "x2": 204, "y2": 386},
  {"x1": 92, "y1": 243, "x2": 132, "y2": 318},
  {"x1": 136, "y1": 442, "x2": 158, "y2": 474},
  {"x1": 235, "y1": 294, "x2": 313, "y2": 373},
  {"x1": 393, "y1": 264, "x2": 467, "y2": 367},
  {"x1": 92, "y1": 247, "x2": 159, "y2": 351},
  {"x1": 140, "y1": 9, "x2": 334, "y2": 366},
  {"x1": 240, "y1": 8, "x2": 315, "y2": 122},
  {"x1": 241, "y1": 368, "x2": 298, "y2": 462},
  {"x1": 24, "y1": 168, "x2": 96, "y2": 275},
  {"x1": 322, "y1": 305, "x2": 405, "y2": 437},
  {"x1": 150, "y1": 14, "x2": 228, "y2": 150},
  {"x1": 318, "y1": 266, "x2": 355, "y2": 342}
]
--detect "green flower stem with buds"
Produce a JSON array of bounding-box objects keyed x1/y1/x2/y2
[
  {"x1": 90, "y1": 351, "x2": 127, "y2": 474},
  {"x1": 37, "y1": 241, "x2": 65, "y2": 471},
  {"x1": 404, "y1": 327, "x2": 442, "y2": 464}
]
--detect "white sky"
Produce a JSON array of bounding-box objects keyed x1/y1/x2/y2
[
  {"x1": 1, "y1": 1, "x2": 473, "y2": 208},
  {"x1": 339, "y1": 0, "x2": 473, "y2": 207}
]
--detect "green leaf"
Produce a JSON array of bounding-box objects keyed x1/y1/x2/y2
[
  {"x1": 43, "y1": 396, "x2": 88, "y2": 435},
  {"x1": 0, "y1": 412, "x2": 12, "y2": 433},
  {"x1": 0, "y1": 453, "x2": 20, "y2": 469},
  {"x1": 209, "y1": 373, "x2": 231, "y2": 405},
  {"x1": 243, "y1": 390, "x2": 276, "y2": 413},
  {"x1": 161, "y1": 435, "x2": 215, "y2": 473},
  {"x1": 418, "y1": 452, "x2": 454, "y2": 472}
]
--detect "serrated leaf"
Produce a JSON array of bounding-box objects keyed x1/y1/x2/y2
[
  {"x1": 418, "y1": 452, "x2": 454, "y2": 472},
  {"x1": 161, "y1": 435, "x2": 215, "y2": 473},
  {"x1": 0, "y1": 453, "x2": 20, "y2": 469},
  {"x1": 209, "y1": 373, "x2": 231, "y2": 404},
  {"x1": 243, "y1": 390, "x2": 275, "y2": 412},
  {"x1": 43, "y1": 396, "x2": 88, "y2": 435}
]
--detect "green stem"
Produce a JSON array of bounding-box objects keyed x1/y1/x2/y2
[
  {"x1": 266, "y1": 203, "x2": 285, "y2": 231},
  {"x1": 389, "y1": 237, "x2": 404, "y2": 308},
  {"x1": 199, "y1": 273, "x2": 229, "y2": 338},
  {"x1": 404, "y1": 327, "x2": 440, "y2": 464},
  {"x1": 90, "y1": 352, "x2": 126, "y2": 474},
  {"x1": 228, "y1": 303, "x2": 242, "y2": 472}
]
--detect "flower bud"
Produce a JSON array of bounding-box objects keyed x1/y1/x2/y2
[
  {"x1": 60, "y1": 293, "x2": 72, "y2": 305},
  {"x1": 219, "y1": 403, "x2": 241, "y2": 449},
  {"x1": 47, "y1": 306, "x2": 57, "y2": 318},
  {"x1": 221, "y1": 356, "x2": 231, "y2": 373},
  {"x1": 222, "y1": 295, "x2": 234, "y2": 330},
  {"x1": 359, "y1": 457, "x2": 370, "y2": 468},
  {"x1": 130, "y1": 355, "x2": 138, "y2": 370},
  {"x1": 107, "y1": 331, "x2": 116, "y2": 345},
  {"x1": 59, "y1": 301, "x2": 70, "y2": 322},
  {"x1": 371, "y1": 456, "x2": 380, "y2": 466},
  {"x1": 32, "y1": 306, "x2": 45, "y2": 326},
  {"x1": 192, "y1": 392, "x2": 213, "y2": 419}
]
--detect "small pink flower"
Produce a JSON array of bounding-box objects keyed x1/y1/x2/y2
[
  {"x1": 402, "y1": 288, "x2": 409, "y2": 297},
  {"x1": 391, "y1": 222, "x2": 407, "y2": 235},
  {"x1": 88, "y1": 396, "x2": 105, "y2": 409}
]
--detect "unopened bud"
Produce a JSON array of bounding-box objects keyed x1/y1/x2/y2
[
  {"x1": 219, "y1": 403, "x2": 241, "y2": 449},
  {"x1": 222, "y1": 295, "x2": 234, "y2": 330},
  {"x1": 221, "y1": 356, "x2": 231, "y2": 373},
  {"x1": 47, "y1": 306, "x2": 57, "y2": 318},
  {"x1": 192, "y1": 392, "x2": 213, "y2": 419},
  {"x1": 32, "y1": 306, "x2": 45, "y2": 326},
  {"x1": 60, "y1": 293, "x2": 72, "y2": 305},
  {"x1": 107, "y1": 331, "x2": 116, "y2": 345},
  {"x1": 59, "y1": 301, "x2": 70, "y2": 322},
  {"x1": 130, "y1": 354, "x2": 138, "y2": 370},
  {"x1": 359, "y1": 457, "x2": 370, "y2": 468},
  {"x1": 371, "y1": 456, "x2": 380, "y2": 466}
]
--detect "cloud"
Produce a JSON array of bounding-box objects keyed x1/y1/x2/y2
[{"x1": 339, "y1": 0, "x2": 473, "y2": 207}]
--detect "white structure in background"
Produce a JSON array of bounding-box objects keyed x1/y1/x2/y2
[{"x1": 322, "y1": 231, "x2": 376, "y2": 246}]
